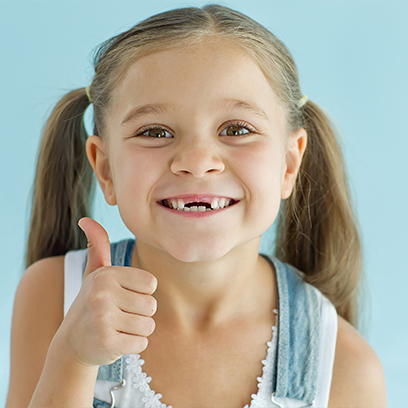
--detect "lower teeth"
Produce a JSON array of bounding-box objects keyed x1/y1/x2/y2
[{"x1": 177, "y1": 206, "x2": 212, "y2": 212}]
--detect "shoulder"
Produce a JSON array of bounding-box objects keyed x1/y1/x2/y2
[
  {"x1": 15, "y1": 255, "x2": 65, "y2": 318},
  {"x1": 328, "y1": 316, "x2": 387, "y2": 408},
  {"x1": 11, "y1": 255, "x2": 66, "y2": 351},
  {"x1": 11, "y1": 255, "x2": 66, "y2": 357}
]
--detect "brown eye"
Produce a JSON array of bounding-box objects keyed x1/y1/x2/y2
[
  {"x1": 221, "y1": 125, "x2": 250, "y2": 136},
  {"x1": 141, "y1": 127, "x2": 173, "y2": 138}
]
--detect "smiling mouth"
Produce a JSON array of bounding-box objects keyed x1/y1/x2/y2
[{"x1": 161, "y1": 197, "x2": 236, "y2": 212}]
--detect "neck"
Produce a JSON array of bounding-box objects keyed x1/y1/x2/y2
[{"x1": 131, "y1": 239, "x2": 276, "y2": 331}]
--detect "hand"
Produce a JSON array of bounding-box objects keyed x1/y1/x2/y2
[{"x1": 54, "y1": 217, "x2": 157, "y2": 367}]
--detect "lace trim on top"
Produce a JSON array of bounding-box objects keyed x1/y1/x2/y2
[
  {"x1": 125, "y1": 355, "x2": 171, "y2": 408},
  {"x1": 125, "y1": 309, "x2": 278, "y2": 408},
  {"x1": 245, "y1": 309, "x2": 278, "y2": 408}
]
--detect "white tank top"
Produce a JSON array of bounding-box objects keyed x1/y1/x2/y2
[{"x1": 64, "y1": 249, "x2": 337, "y2": 408}]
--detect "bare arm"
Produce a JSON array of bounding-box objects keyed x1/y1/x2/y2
[
  {"x1": 6, "y1": 218, "x2": 157, "y2": 408},
  {"x1": 329, "y1": 316, "x2": 387, "y2": 408},
  {"x1": 5, "y1": 256, "x2": 98, "y2": 408}
]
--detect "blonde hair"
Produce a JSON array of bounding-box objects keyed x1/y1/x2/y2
[{"x1": 26, "y1": 4, "x2": 362, "y2": 326}]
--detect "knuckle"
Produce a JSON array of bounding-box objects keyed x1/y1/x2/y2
[
  {"x1": 89, "y1": 268, "x2": 111, "y2": 290},
  {"x1": 143, "y1": 316, "x2": 156, "y2": 335},
  {"x1": 134, "y1": 336, "x2": 149, "y2": 353},
  {"x1": 145, "y1": 273, "x2": 158, "y2": 293},
  {"x1": 150, "y1": 275, "x2": 158, "y2": 292},
  {"x1": 87, "y1": 268, "x2": 119, "y2": 298},
  {"x1": 87, "y1": 288, "x2": 110, "y2": 311},
  {"x1": 134, "y1": 315, "x2": 154, "y2": 336},
  {"x1": 119, "y1": 334, "x2": 148, "y2": 355},
  {"x1": 143, "y1": 295, "x2": 157, "y2": 315}
]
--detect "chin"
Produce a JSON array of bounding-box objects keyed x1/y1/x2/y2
[{"x1": 163, "y1": 240, "x2": 234, "y2": 264}]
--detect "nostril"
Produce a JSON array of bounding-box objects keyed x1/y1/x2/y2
[{"x1": 170, "y1": 151, "x2": 225, "y2": 177}]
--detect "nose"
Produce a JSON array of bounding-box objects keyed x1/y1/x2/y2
[{"x1": 170, "y1": 138, "x2": 225, "y2": 177}]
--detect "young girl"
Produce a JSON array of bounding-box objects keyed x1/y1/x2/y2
[{"x1": 7, "y1": 4, "x2": 386, "y2": 408}]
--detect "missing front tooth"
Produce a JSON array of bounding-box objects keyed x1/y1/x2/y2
[{"x1": 184, "y1": 202, "x2": 212, "y2": 209}]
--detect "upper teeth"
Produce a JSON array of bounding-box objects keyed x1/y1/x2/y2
[{"x1": 168, "y1": 197, "x2": 233, "y2": 211}]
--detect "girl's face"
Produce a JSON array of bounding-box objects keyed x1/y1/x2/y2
[{"x1": 88, "y1": 40, "x2": 306, "y2": 263}]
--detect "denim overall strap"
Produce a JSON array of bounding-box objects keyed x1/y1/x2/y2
[
  {"x1": 266, "y1": 257, "x2": 320, "y2": 405},
  {"x1": 95, "y1": 239, "x2": 136, "y2": 382}
]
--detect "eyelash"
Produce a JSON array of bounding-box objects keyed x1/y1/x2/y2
[
  {"x1": 219, "y1": 121, "x2": 256, "y2": 137},
  {"x1": 134, "y1": 120, "x2": 256, "y2": 139}
]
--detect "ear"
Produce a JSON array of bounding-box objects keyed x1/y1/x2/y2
[
  {"x1": 281, "y1": 127, "x2": 307, "y2": 199},
  {"x1": 85, "y1": 135, "x2": 117, "y2": 206}
]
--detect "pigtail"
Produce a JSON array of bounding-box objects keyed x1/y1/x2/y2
[
  {"x1": 275, "y1": 100, "x2": 362, "y2": 326},
  {"x1": 25, "y1": 88, "x2": 94, "y2": 267}
]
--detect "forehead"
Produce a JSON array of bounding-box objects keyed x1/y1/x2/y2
[{"x1": 109, "y1": 39, "x2": 285, "y2": 130}]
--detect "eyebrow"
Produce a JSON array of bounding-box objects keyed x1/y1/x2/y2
[
  {"x1": 121, "y1": 98, "x2": 269, "y2": 126},
  {"x1": 121, "y1": 103, "x2": 169, "y2": 125},
  {"x1": 218, "y1": 98, "x2": 269, "y2": 121}
]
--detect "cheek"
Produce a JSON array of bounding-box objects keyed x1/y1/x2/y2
[
  {"x1": 112, "y1": 145, "x2": 163, "y2": 186},
  {"x1": 234, "y1": 142, "x2": 286, "y2": 224},
  {"x1": 235, "y1": 141, "x2": 286, "y2": 193},
  {"x1": 111, "y1": 146, "x2": 167, "y2": 212}
]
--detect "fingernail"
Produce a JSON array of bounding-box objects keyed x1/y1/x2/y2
[{"x1": 78, "y1": 219, "x2": 85, "y2": 231}]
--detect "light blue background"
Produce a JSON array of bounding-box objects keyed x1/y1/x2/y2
[{"x1": 1, "y1": 1, "x2": 407, "y2": 406}]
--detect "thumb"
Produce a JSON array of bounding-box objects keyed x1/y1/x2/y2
[{"x1": 78, "y1": 217, "x2": 111, "y2": 277}]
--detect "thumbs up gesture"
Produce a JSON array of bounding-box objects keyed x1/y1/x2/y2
[{"x1": 57, "y1": 217, "x2": 157, "y2": 367}]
